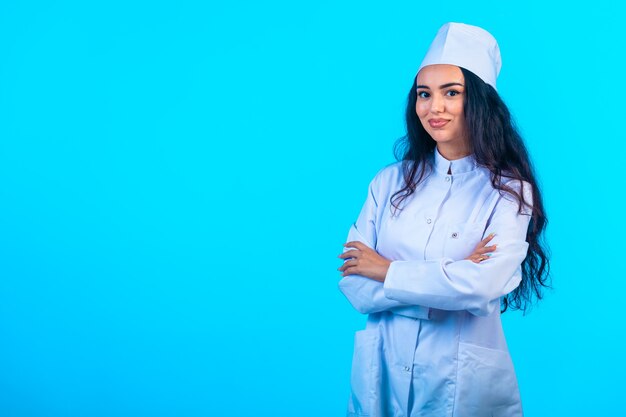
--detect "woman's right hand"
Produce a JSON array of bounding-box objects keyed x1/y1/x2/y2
[{"x1": 466, "y1": 233, "x2": 497, "y2": 263}]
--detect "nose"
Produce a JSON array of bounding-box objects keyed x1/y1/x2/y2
[{"x1": 430, "y1": 94, "x2": 444, "y2": 114}]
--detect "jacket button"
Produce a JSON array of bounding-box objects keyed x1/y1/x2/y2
[
  {"x1": 426, "y1": 218, "x2": 432, "y2": 224},
  {"x1": 451, "y1": 232, "x2": 458, "y2": 238},
  {"x1": 404, "y1": 366, "x2": 411, "y2": 372}
]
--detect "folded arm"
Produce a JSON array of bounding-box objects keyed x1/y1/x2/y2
[
  {"x1": 383, "y1": 180, "x2": 533, "y2": 317},
  {"x1": 338, "y1": 175, "x2": 431, "y2": 320}
]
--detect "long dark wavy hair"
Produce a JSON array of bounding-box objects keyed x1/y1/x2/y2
[{"x1": 391, "y1": 67, "x2": 550, "y2": 313}]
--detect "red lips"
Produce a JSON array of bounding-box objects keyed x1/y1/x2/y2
[{"x1": 428, "y1": 119, "x2": 450, "y2": 128}]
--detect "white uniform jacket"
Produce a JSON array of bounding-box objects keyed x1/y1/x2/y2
[{"x1": 339, "y1": 148, "x2": 532, "y2": 417}]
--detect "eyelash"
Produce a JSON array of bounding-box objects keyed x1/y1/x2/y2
[{"x1": 417, "y1": 90, "x2": 461, "y2": 98}]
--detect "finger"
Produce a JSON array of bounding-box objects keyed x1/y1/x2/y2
[
  {"x1": 468, "y1": 255, "x2": 481, "y2": 264},
  {"x1": 341, "y1": 266, "x2": 359, "y2": 276},
  {"x1": 475, "y1": 245, "x2": 497, "y2": 255},
  {"x1": 466, "y1": 254, "x2": 479, "y2": 262},
  {"x1": 344, "y1": 241, "x2": 368, "y2": 251},
  {"x1": 474, "y1": 233, "x2": 496, "y2": 249},
  {"x1": 467, "y1": 254, "x2": 488, "y2": 263},
  {"x1": 482, "y1": 233, "x2": 496, "y2": 244},
  {"x1": 338, "y1": 249, "x2": 361, "y2": 259},
  {"x1": 338, "y1": 259, "x2": 358, "y2": 272},
  {"x1": 339, "y1": 250, "x2": 361, "y2": 259}
]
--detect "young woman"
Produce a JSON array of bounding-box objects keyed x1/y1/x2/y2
[{"x1": 337, "y1": 22, "x2": 549, "y2": 417}]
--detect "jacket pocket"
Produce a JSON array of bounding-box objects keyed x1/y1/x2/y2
[
  {"x1": 443, "y1": 222, "x2": 485, "y2": 261},
  {"x1": 347, "y1": 328, "x2": 383, "y2": 416},
  {"x1": 453, "y1": 342, "x2": 523, "y2": 417}
]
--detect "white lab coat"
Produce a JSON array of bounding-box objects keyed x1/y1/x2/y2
[{"x1": 339, "y1": 147, "x2": 532, "y2": 417}]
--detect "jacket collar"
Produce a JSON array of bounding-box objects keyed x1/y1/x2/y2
[{"x1": 433, "y1": 146, "x2": 478, "y2": 175}]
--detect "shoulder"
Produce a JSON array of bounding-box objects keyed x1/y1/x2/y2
[
  {"x1": 371, "y1": 161, "x2": 404, "y2": 182},
  {"x1": 500, "y1": 173, "x2": 533, "y2": 205},
  {"x1": 475, "y1": 167, "x2": 533, "y2": 214},
  {"x1": 475, "y1": 167, "x2": 531, "y2": 193},
  {"x1": 368, "y1": 161, "x2": 407, "y2": 194}
]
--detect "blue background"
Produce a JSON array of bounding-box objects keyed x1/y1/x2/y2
[{"x1": 1, "y1": 1, "x2": 623, "y2": 416}]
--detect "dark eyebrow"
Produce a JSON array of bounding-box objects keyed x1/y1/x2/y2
[{"x1": 416, "y1": 82, "x2": 464, "y2": 89}]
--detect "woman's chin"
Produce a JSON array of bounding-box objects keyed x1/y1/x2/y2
[{"x1": 430, "y1": 135, "x2": 452, "y2": 144}]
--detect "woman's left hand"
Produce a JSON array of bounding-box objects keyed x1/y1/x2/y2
[{"x1": 338, "y1": 241, "x2": 391, "y2": 282}]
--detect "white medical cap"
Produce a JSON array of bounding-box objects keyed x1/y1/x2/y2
[{"x1": 416, "y1": 22, "x2": 502, "y2": 91}]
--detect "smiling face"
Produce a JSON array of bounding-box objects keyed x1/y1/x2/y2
[{"x1": 415, "y1": 64, "x2": 470, "y2": 158}]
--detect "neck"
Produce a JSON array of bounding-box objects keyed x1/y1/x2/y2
[{"x1": 436, "y1": 143, "x2": 470, "y2": 160}]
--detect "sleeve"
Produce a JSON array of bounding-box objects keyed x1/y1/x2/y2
[
  {"x1": 338, "y1": 171, "x2": 431, "y2": 320},
  {"x1": 382, "y1": 179, "x2": 533, "y2": 317}
]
